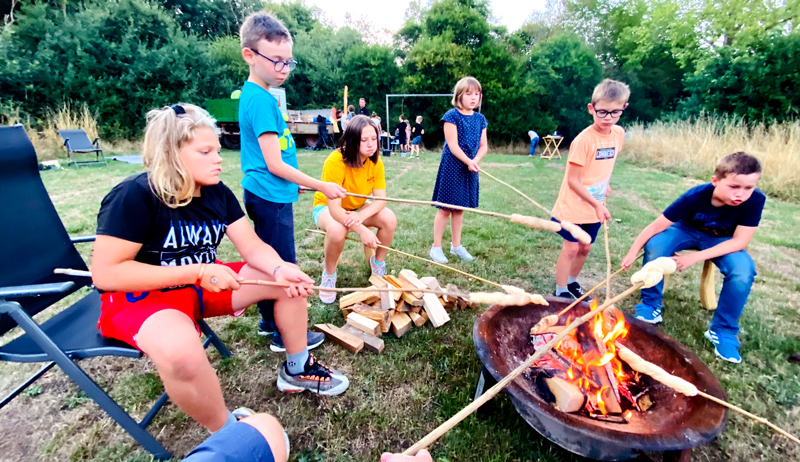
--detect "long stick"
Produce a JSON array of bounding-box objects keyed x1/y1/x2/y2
[
  {"x1": 402, "y1": 282, "x2": 646, "y2": 455},
  {"x1": 304, "y1": 229, "x2": 502, "y2": 289},
  {"x1": 478, "y1": 168, "x2": 553, "y2": 217},
  {"x1": 344, "y1": 192, "x2": 513, "y2": 219},
  {"x1": 604, "y1": 223, "x2": 612, "y2": 302},
  {"x1": 617, "y1": 343, "x2": 800, "y2": 446}
]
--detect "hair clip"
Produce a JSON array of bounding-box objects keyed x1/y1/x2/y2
[{"x1": 171, "y1": 105, "x2": 186, "y2": 115}]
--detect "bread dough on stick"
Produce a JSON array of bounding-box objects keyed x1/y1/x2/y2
[
  {"x1": 470, "y1": 291, "x2": 548, "y2": 306},
  {"x1": 559, "y1": 220, "x2": 592, "y2": 244},
  {"x1": 630, "y1": 257, "x2": 677, "y2": 288},
  {"x1": 510, "y1": 214, "x2": 562, "y2": 232},
  {"x1": 617, "y1": 344, "x2": 698, "y2": 396}
]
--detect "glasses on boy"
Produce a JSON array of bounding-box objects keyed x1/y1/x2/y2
[
  {"x1": 591, "y1": 104, "x2": 625, "y2": 119},
  {"x1": 250, "y1": 49, "x2": 298, "y2": 72}
]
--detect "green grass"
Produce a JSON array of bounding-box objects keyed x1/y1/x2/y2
[{"x1": 1, "y1": 150, "x2": 800, "y2": 461}]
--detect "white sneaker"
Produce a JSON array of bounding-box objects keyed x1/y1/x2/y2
[
  {"x1": 369, "y1": 255, "x2": 387, "y2": 277},
  {"x1": 450, "y1": 244, "x2": 474, "y2": 261},
  {"x1": 429, "y1": 246, "x2": 449, "y2": 264},
  {"x1": 319, "y1": 271, "x2": 337, "y2": 304}
]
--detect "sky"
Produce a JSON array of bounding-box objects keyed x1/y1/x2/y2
[{"x1": 303, "y1": 0, "x2": 549, "y2": 38}]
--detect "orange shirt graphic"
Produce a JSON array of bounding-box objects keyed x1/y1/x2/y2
[{"x1": 551, "y1": 125, "x2": 625, "y2": 224}]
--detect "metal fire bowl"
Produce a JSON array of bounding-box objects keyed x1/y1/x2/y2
[{"x1": 473, "y1": 296, "x2": 727, "y2": 460}]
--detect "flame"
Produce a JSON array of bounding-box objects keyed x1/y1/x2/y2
[
  {"x1": 595, "y1": 352, "x2": 616, "y2": 366},
  {"x1": 567, "y1": 368, "x2": 574, "y2": 380},
  {"x1": 596, "y1": 386, "x2": 609, "y2": 415},
  {"x1": 625, "y1": 411, "x2": 633, "y2": 420},
  {"x1": 603, "y1": 318, "x2": 628, "y2": 344}
]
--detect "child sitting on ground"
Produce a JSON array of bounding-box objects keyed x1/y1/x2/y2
[
  {"x1": 92, "y1": 104, "x2": 350, "y2": 438},
  {"x1": 621, "y1": 152, "x2": 765, "y2": 364},
  {"x1": 550, "y1": 79, "x2": 630, "y2": 301}
]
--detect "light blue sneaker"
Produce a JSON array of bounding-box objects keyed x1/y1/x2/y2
[
  {"x1": 634, "y1": 304, "x2": 663, "y2": 324},
  {"x1": 450, "y1": 244, "x2": 474, "y2": 261},
  {"x1": 369, "y1": 255, "x2": 387, "y2": 277},
  {"x1": 430, "y1": 246, "x2": 449, "y2": 264},
  {"x1": 704, "y1": 329, "x2": 742, "y2": 364}
]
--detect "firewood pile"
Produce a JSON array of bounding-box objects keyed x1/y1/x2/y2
[{"x1": 312, "y1": 269, "x2": 473, "y2": 354}]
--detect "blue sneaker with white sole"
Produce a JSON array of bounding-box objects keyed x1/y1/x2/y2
[
  {"x1": 704, "y1": 329, "x2": 742, "y2": 364},
  {"x1": 634, "y1": 304, "x2": 663, "y2": 324}
]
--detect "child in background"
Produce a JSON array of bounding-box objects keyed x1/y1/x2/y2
[
  {"x1": 313, "y1": 116, "x2": 397, "y2": 303},
  {"x1": 343, "y1": 105, "x2": 355, "y2": 131},
  {"x1": 237, "y1": 12, "x2": 346, "y2": 349},
  {"x1": 528, "y1": 130, "x2": 539, "y2": 156},
  {"x1": 370, "y1": 111, "x2": 382, "y2": 133},
  {"x1": 410, "y1": 115, "x2": 424, "y2": 158},
  {"x1": 396, "y1": 115, "x2": 408, "y2": 154},
  {"x1": 550, "y1": 79, "x2": 630, "y2": 301},
  {"x1": 621, "y1": 152, "x2": 764, "y2": 364},
  {"x1": 429, "y1": 76, "x2": 488, "y2": 264},
  {"x1": 92, "y1": 105, "x2": 350, "y2": 440}
]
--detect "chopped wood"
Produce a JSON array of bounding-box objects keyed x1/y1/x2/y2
[
  {"x1": 385, "y1": 274, "x2": 421, "y2": 297},
  {"x1": 544, "y1": 376, "x2": 586, "y2": 413},
  {"x1": 576, "y1": 324, "x2": 621, "y2": 414},
  {"x1": 391, "y1": 311, "x2": 412, "y2": 338},
  {"x1": 370, "y1": 274, "x2": 396, "y2": 310},
  {"x1": 399, "y1": 269, "x2": 450, "y2": 327},
  {"x1": 395, "y1": 300, "x2": 411, "y2": 312},
  {"x1": 339, "y1": 287, "x2": 380, "y2": 309},
  {"x1": 346, "y1": 312, "x2": 381, "y2": 337},
  {"x1": 419, "y1": 276, "x2": 441, "y2": 291},
  {"x1": 419, "y1": 310, "x2": 430, "y2": 324},
  {"x1": 401, "y1": 291, "x2": 424, "y2": 307},
  {"x1": 342, "y1": 325, "x2": 384, "y2": 354},
  {"x1": 410, "y1": 304, "x2": 422, "y2": 314},
  {"x1": 408, "y1": 311, "x2": 426, "y2": 327},
  {"x1": 397, "y1": 270, "x2": 426, "y2": 298},
  {"x1": 349, "y1": 303, "x2": 392, "y2": 333},
  {"x1": 312, "y1": 324, "x2": 363, "y2": 353}
]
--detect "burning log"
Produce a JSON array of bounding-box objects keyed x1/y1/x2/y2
[
  {"x1": 576, "y1": 324, "x2": 622, "y2": 414},
  {"x1": 544, "y1": 376, "x2": 587, "y2": 413}
]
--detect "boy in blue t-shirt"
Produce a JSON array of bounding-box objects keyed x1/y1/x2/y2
[
  {"x1": 238, "y1": 13, "x2": 346, "y2": 353},
  {"x1": 621, "y1": 152, "x2": 765, "y2": 364}
]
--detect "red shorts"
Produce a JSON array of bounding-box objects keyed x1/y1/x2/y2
[{"x1": 98, "y1": 261, "x2": 246, "y2": 350}]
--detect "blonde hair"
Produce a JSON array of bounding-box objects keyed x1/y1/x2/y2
[
  {"x1": 240, "y1": 12, "x2": 292, "y2": 50},
  {"x1": 592, "y1": 79, "x2": 631, "y2": 104},
  {"x1": 142, "y1": 104, "x2": 217, "y2": 208},
  {"x1": 452, "y1": 76, "x2": 482, "y2": 110}
]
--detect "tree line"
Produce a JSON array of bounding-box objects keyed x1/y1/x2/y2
[{"x1": 0, "y1": 0, "x2": 797, "y2": 144}]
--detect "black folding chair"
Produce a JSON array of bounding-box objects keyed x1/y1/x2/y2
[
  {"x1": 0, "y1": 125, "x2": 231, "y2": 460},
  {"x1": 58, "y1": 129, "x2": 108, "y2": 168}
]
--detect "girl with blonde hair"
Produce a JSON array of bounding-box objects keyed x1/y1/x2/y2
[{"x1": 92, "y1": 104, "x2": 350, "y2": 437}]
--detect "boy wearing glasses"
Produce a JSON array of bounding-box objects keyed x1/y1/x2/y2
[
  {"x1": 238, "y1": 13, "x2": 346, "y2": 361},
  {"x1": 550, "y1": 79, "x2": 630, "y2": 301}
]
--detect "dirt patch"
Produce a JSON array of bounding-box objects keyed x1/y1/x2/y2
[
  {"x1": 614, "y1": 189, "x2": 661, "y2": 216},
  {"x1": 545, "y1": 162, "x2": 565, "y2": 170}
]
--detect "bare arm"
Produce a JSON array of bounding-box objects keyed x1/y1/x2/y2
[
  {"x1": 91, "y1": 236, "x2": 239, "y2": 293},
  {"x1": 565, "y1": 162, "x2": 610, "y2": 222},
  {"x1": 474, "y1": 128, "x2": 488, "y2": 163},
  {"x1": 259, "y1": 133, "x2": 346, "y2": 199},
  {"x1": 443, "y1": 122, "x2": 471, "y2": 165},
  {"x1": 327, "y1": 196, "x2": 382, "y2": 248},
  {"x1": 673, "y1": 225, "x2": 757, "y2": 271},
  {"x1": 621, "y1": 215, "x2": 674, "y2": 268}
]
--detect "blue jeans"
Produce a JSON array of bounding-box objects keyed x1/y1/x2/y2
[
  {"x1": 640, "y1": 222, "x2": 756, "y2": 336},
  {"x1": 529, "y1": 136, "x2": 539, "y2": 155},
  {"x1": 244, "y1": 190, "x2": 297, "y2": 329}
]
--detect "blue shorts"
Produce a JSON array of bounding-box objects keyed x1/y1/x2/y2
[
  {"x1": 411, "y1": 136, "x2": 422, "y2": 145},
  {"x1": 183, "y1": 421, "x2": 275, "y2": 462},
  {"x1": 312, "y1": 205, "x2": 328, "y2": 226},
  {"x1": 551, "y1": 217, "x2": 601, "y2": 244}
]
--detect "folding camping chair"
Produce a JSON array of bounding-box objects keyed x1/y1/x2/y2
[
  {"x1": 58, "y1": 129, "x2": 108, "y2": 168},
  {"x1": 0, "y1": 125, "x2": 231, "y2": 460}
]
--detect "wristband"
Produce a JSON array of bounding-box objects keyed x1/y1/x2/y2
[{"x1": 196, "y1": 263, "x2": 207, "y2": 285}]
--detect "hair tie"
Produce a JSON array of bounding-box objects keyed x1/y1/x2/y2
[{"x1": 171, "y1": 105, "x2": 186, "y2": 115}]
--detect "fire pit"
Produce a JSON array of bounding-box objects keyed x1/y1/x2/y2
[{"x1": 473, "y1": 296, "x2": 727, "y2": 461}]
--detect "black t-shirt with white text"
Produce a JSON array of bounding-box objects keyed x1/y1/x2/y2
[
  {"x1": 96, "y1": 173, "x2": 245, "y2": 266},
  {"x1": 357, "y1": 107, "x2": 370, "y2": 116},
  {"x1": 663, "y1": 183, "x2": 766, "y2": 238}
]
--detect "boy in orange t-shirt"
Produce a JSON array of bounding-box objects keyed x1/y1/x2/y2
[{"x1": 550, "y1": 79, "x2": 630, "y2": 300}]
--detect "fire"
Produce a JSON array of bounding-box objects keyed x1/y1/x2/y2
[
  {"x1": 596, "y1": 386, "x2": 609, "y2": 415},
  {"x1": 567, "y1": 368, "x2": 574, "y2": 380},
  {"x1": 625, "y1": 411, "x2": 633, "y2": 420}
]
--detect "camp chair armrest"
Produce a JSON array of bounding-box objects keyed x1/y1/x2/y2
[
  {"x1": 0, "y1": 282, "x2": 75, "y2": 301},
  {"x1": 92, "y1": 138, "x2": 100, "y2": 149},
  {"x1": 71, "y1": 235, "x2": 96, "y2": 243},
  {"x1": 63, "y1": 139, "x2": 70, "y2": 148}
]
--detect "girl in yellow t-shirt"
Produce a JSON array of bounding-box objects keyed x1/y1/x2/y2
[{"x1": 312, "y1": 115, "x2": 396, "y2": 304}]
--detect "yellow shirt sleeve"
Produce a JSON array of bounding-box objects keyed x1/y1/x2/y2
[
  {"x1": 373, "y1": 157, "x2": 386, "y2": 190},
  {"x1": 313, "y1": 151, "x2": 347, "y2": 208}
]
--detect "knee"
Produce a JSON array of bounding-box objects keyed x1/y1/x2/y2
[
  {"x1": 561, "y1": 242, "x2": 580, "y2": 259},
  {"x1": 327, "y1": 222, "x2": 348, "y2": 242},
  {"x1": 379, "y1": 208, "x2": 397, "y2": 231},
  {"x1": 721, "y1": 252, "x2": 756, "y2": 283},
  {"x1": 577, "y1": 243, "x2": 592, "y2": 257},
  {"x1": 242, "y1": 413, "x2": 288, "y2": 462},
  {"x1": 155, "y1": 346, "x2": 209, "y2": 382}
]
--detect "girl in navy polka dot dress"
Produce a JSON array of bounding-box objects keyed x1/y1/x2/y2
[{"x1": 429, "y1": 76, "x2": 488, "y2": 264}]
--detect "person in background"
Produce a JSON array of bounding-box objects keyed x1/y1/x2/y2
[
  {"x1": 528, "y1": 130, "x2": 539, "y2": 156},
  {"x1": 358, "y1": 97, "x2": 370, "y2": 116},
  {"x1": 370, "y1": 111, "x2": 382, "y2": 133},
  {"x1": 409, "y1": 115, "x2": 424, "y2": 158},
  {"x1": 396, "y1": 114, "x2": 408, "y2": 154}
]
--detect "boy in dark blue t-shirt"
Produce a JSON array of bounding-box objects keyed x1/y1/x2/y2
[{"x1": 621, "y1": 152, "x2": 765, "y2": 364}]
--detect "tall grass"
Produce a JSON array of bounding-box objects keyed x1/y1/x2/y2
[
  {"x1": 1, "y1": 102, "x2": 102, "y2": 160},
  {"x1": 624, "y1": 115, "x2": 800, "y2": 201}
]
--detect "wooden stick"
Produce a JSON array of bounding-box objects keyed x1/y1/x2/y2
[
  {"x1": 604, "y1": 222, "x2": 612, "y2": 302},
  {"x1": 616, "y1": 343, "x2": 800, "y2": 446},
  {"x1": 477, "y1": 168, "x2": 590, "y2": 243},
  {"x1": 402, "y1": 282, "x2": 646, "y2": 455},
  {"x1": 304, "y1": 229, "x2": 502, "y2": 289},
  {"x1": 54, "y1": 268, "x2": 92, "y2": 277},
  {"x1": 239, "y1": 279, "x2": 452, "y2": 297}
]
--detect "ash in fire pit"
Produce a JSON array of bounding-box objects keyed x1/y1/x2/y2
[{"x1": 527, "y1": 303, "x2": 655, "y2": 423}]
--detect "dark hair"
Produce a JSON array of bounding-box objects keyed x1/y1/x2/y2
[
  {"x1": 348, "y1": 105, "x2": 355, "y2": 113},
  {"x1": 399, "y1": 114, "x2": 404, "y2": 121},
  {"x1": 714, "y1": 152, "x2": 762, "y2": 179},
  {"x1": 338, "y1": 115, "x2": 380, "y2": 168}
]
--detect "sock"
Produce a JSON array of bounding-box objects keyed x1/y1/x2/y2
[
  {"x1": 286, "y1": 348, "x2": 310, "y2": 375},
  {"x1": 371, "y1": 255, "x2": 385, "y2": 265},
  {"x1": 567, "y1": 276, "x2": 578, "y2": 284},
  {"x1": 322, "y1": 269, "x2": 336, "y2": 278},
  {"x1": 210, "y1": 411, "x2": 237, "y2": 434},
  {"x1": 556, "y1": 285, "x2": 568, "y2": 294}
]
